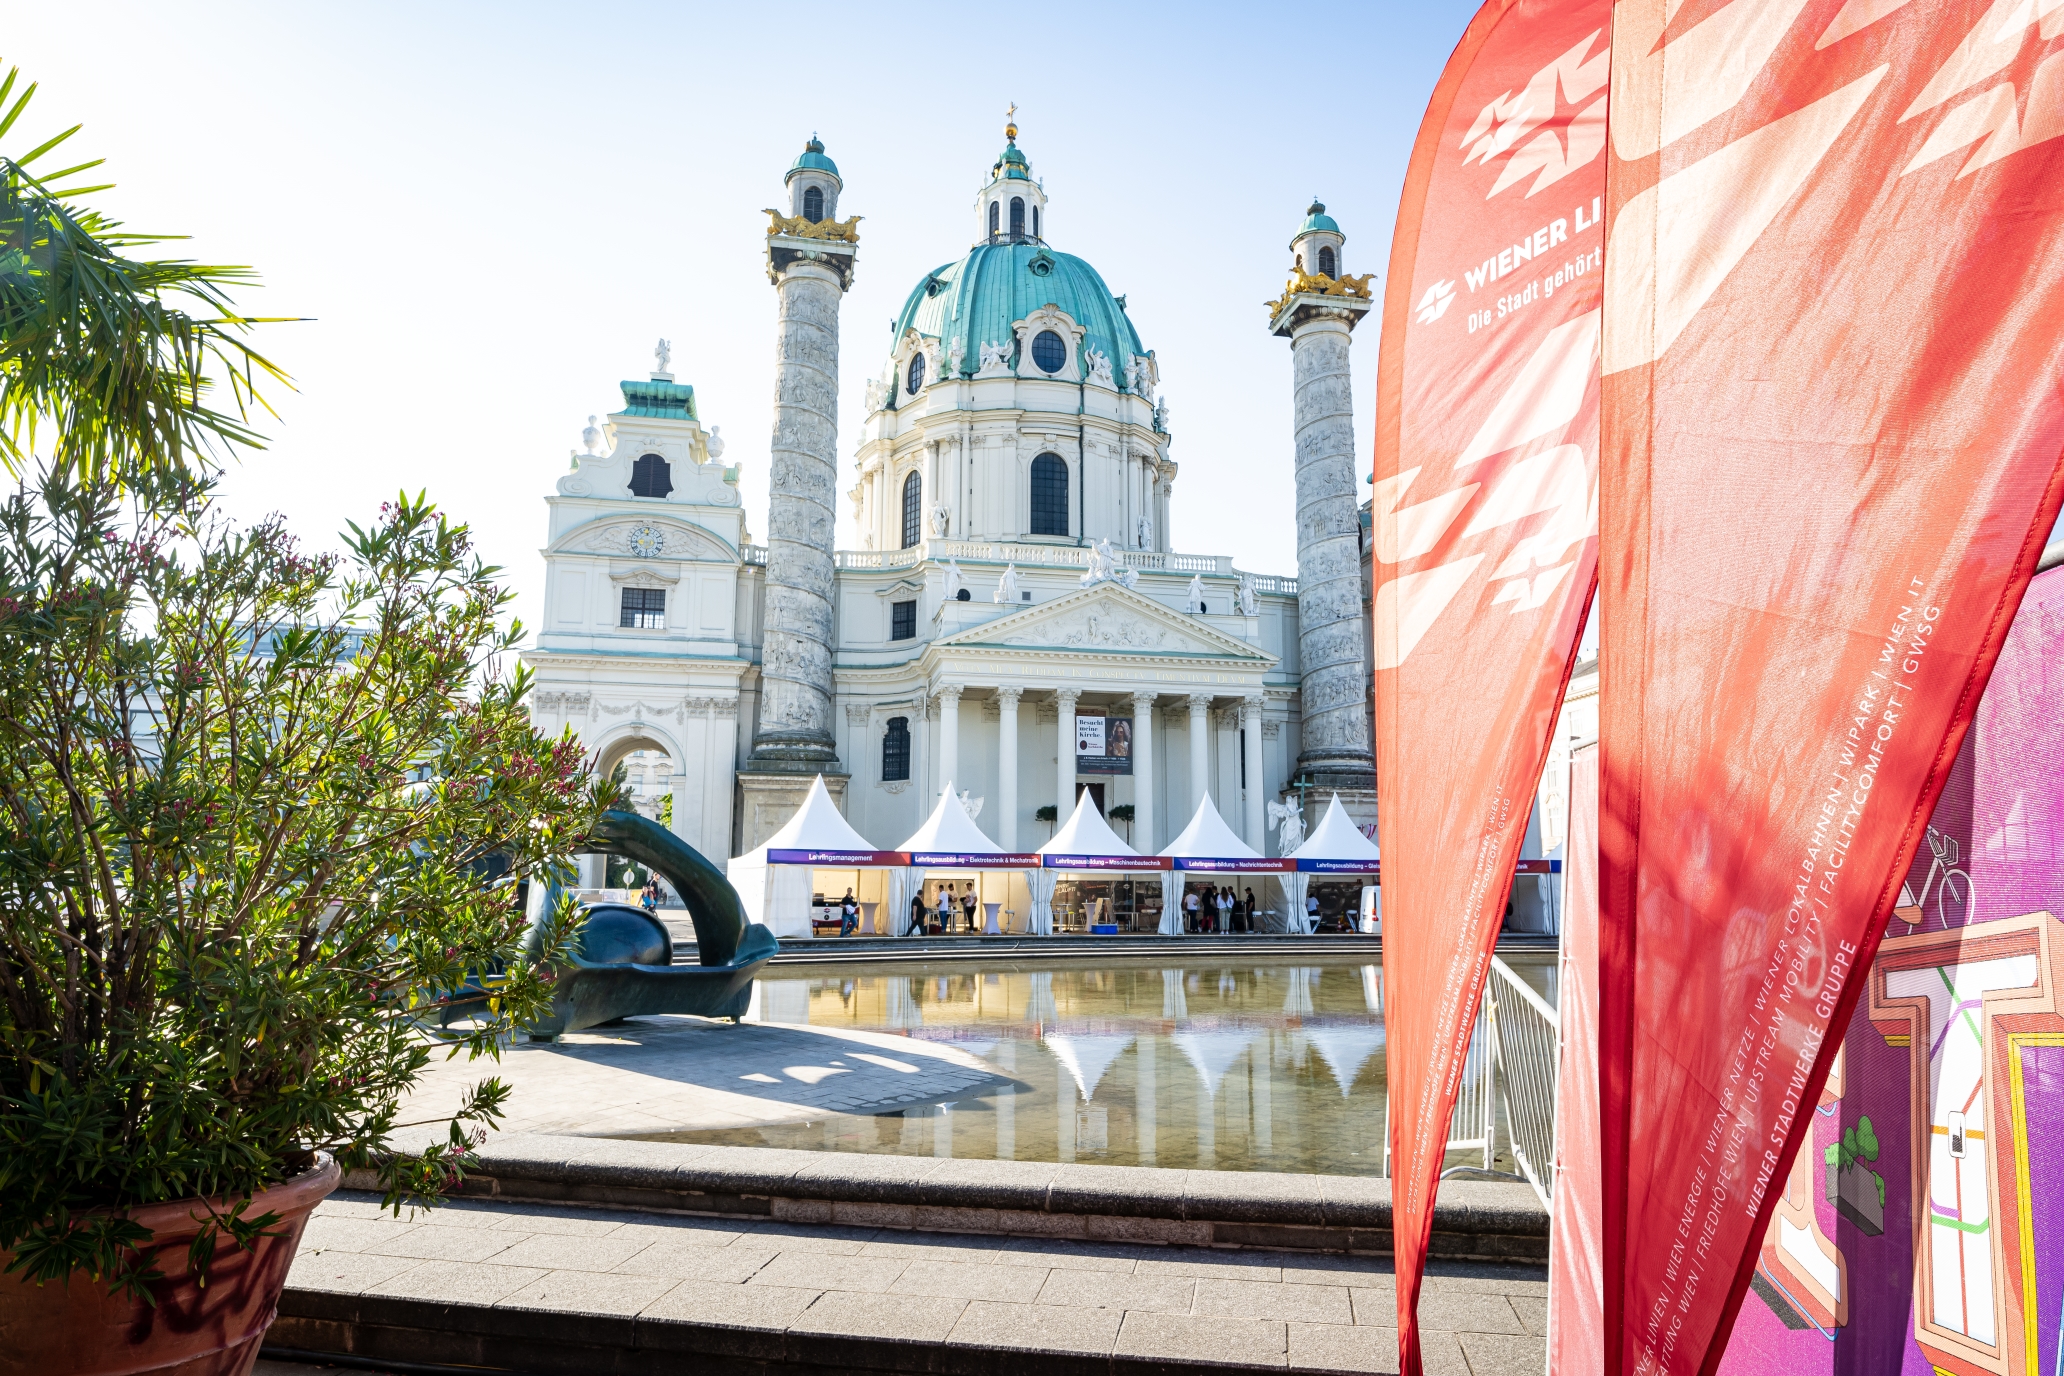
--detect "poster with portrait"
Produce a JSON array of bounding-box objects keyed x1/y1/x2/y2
[{"x1": 1076, "y1": 710, "x2": 1132, "y2": 775}]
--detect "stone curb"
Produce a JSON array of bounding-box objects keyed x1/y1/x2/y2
[{"x1": 349, "y1": 1134, "x2": 1548, "y2": 1263}]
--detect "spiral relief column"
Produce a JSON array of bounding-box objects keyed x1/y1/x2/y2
[
  {"x1": 737, "y1": 137, "x2": 860, "y2": 850},
  {"x1": 1268, "y1": 200, "x2": 1376, "y2": 824}
]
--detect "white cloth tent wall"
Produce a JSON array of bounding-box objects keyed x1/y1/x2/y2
[
  {"x1": 1274, "y1": 872, "x2": 1309, "y2": 933},
  {"x1": 887, "y1": 867, "x2": 924, "y2": 937},
  {"x1": 725, "y1": 775, "x2": 887, "y2": 938},
  {"x1": 1026, "y1": 869, "x2": 1058, "y2": 934},
  {"x1": 1157, "y1": 872, "x2": 1184, "y2": 934}
]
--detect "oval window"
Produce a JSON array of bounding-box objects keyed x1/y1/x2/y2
[
  {"x1": 1031, "y1": 330, "x2": 1066, "y2": 374},
  {"x1": 907, "y1": 351, "x2": 926, "y2": 395}
]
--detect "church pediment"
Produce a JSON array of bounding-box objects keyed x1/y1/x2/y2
[
  {"x1": 935, "y1": 582, "x2": 1273, "y2": 662},
  {"x1": 549, "y1": 516, "x2": 738, "y2": 563}
]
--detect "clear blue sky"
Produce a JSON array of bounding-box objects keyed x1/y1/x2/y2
[{"x1": 8, "y1": 1, "x2": 1483, "y2": 636}]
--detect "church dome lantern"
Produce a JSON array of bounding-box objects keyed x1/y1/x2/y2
[
  {"x1": 1289, "y1": 198, "x2": 1346, "y2": 281},
  {"x1": 785, "y1": 134, "x2": 842, "y2": 223}
]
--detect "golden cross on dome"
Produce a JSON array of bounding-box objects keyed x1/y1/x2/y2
[{"x1": 1005, "y1": 103, "x2": 1019, "y2": 140}]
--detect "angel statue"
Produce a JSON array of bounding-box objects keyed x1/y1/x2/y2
[
  {"x1": 993, "y1": 562, "x2": 1021, "y2": 603},
  {"x1": 977, "y1": 340, "x2": 1012, "y2": 375},
  {"x1": 947, "y1": 336, "x2": 966, "y2": 377},
  {"x1": 1185, "y1": 573, "x2": 1207, "y2": 614},
  {"x1": 958, "y1": 790, "x2": 985, "y2": 821},
  {"x1": 1084, "y1": 346, "x2": 1115, "y2": 388},
  {"x1": 1268, "y1": 799, "x2": 1306, "y2": 855},
  {"x1": 1080, "y1": 538, "x2": 1138, "y2": 589}
]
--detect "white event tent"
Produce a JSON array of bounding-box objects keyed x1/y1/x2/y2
[
  {"x1": 1282, "y1": 793, "x2": 1383, "y2": 934},
  {"x1": 1156, "y1": 794, "x2": 1293, "y2": 934},
  {"x1": 1032, "y1": 789, "x2": 1164, "y2": 934},
  {"x1": 890, "y1": 782, "x2": 1037, "y2": 935},
  {"x1": 724, "y1": 776, "x2": 903, "y2": 938}
]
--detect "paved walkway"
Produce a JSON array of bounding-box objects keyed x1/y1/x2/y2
[{"x1": 277, "y1": 1191, "x2": 1545, "y2": 1374}]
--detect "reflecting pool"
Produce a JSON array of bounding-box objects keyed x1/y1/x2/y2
[{"x1": 627, "y1": 957, "x2": 1554, "y2": 1177}]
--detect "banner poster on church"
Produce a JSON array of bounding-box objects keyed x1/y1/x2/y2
[
  {"x1": 1074, "y1": 709, "x2": 1132, "y2": 775},
  {"x1": 1714, "y1": 570, "x2": 2064, "y2": 1376}
]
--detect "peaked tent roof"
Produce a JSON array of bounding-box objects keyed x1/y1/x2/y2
[
  {"x1": 733, "y1": 775, "x2": 877, "y2": 862},
  {"x1": 1047, "y1": 1033, "x2": 1136, "y2": 1102},
  {"x1": 1159, "y1": 793, "x2": 1261, "y2": 859},
  {"x1": 897, "y1": 782, "x2": 1001, "y2": 853},
  {"x1": 1292, "y1": 793, "x2": 1382, "y2": 864},
  {"x1": 1038, "y1": 788, "x2": 1138, "y2": 857}
]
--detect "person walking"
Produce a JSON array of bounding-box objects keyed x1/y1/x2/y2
[{"x1": 908, "y1": 890, "x2": 928, "y2": 937}]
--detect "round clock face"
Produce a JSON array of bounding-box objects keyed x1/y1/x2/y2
[{"x1": 628, "y1": 524, "x2": 665, "y2": 557}]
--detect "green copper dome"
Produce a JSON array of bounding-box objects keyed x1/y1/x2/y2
[
  {"x1": 1295, "y1": 198, "x2": 1341, "y2": 239},
  {"x1": 890, "y1": 242, "x2": 1145, "y2": 387},
  {"x1": 787, "y1": 135, "x2": 840, "y2": 183}
]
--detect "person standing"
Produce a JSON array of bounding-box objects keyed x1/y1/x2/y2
[
  {"x1": 908, "y1": 890, "x2": 928, "y2": 937},
  {"x1": 961, "y1": 884, "x2": 979, "y2": 934},
  {"x1": 1183, "y1": 886, "x2": 1201, "y2": 933},
  {"x1": 1216, "y1": 887, "x2": 1233, "y2": 933},
  {"x1": 1243, "y1": 886, "x2": 1259, "y2": 933},
  {"x1": 1305, "y1": 889, "x2": 1321, "y2": 933},
  {"x1": 935, "y1": 886, "x2": 953, "y2": 933},
  {"x1": 839, "y1": 888, "x2": 859, "y2": 937}
]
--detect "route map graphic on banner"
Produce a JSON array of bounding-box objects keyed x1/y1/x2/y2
[
  {"x1": 1371, "y1": 0, "x2": 1608, "y2": 1366},
  {"x1": 1714, "y1": 564, "x2": 2064, "y2": 1376},
  {"x1": 1595, "y1": 0, "x2": 2064, "y2": 1369}
]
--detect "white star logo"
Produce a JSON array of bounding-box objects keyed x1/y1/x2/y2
[{"x1": 1416, "y1": 280, "x2": 1457, "y2": 324}]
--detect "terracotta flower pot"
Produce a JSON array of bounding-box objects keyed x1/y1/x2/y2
[{"x1": 0, "y1": 1154, "x2": 339, "y2": 1376}]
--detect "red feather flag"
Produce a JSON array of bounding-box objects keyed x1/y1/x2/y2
[
  {"x1": 1371, "y1": 0, "x2": 1611, "y2": 1368},
  {"x1": 1595, "y1": 0, "x2": 2064, "y2": 1369}
]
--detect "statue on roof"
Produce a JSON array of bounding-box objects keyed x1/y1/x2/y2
[
  {"x1": 581, "y1": 415, "x2": 607, "y2": 456},
  {"x1": 1185, "y1": 574, "x2": 1207, "y2": 614},
  {"x1": 1080, "y1": 538, "x2": 1138, "y2": 590},
  {"x1": 994, "y1": 562, "x2": 1021, "y2": 604},
  {"x1": 654, "y1": 338, "x2": 672, "y2": 376}
]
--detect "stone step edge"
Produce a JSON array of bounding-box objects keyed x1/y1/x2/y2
[{"x1": 345, "y1": 1137, "x2": 1547, "y2": 1263}]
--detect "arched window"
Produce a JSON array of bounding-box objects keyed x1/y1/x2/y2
[
  {"x1": 1031, "y1": 329, "x2": 1066, "y2": 374},
  {"x1": 1318, "y1": 245, "x2": 1336, "y2": 278},
  {"x1": 1010, "y1": 197, "x2": 1026, "y2": 237},
  {"x1": 882, "y1": 717, "x2": 911, "y2": 782},
  {"x1": 629, "y1": 453, "x2": 673, "y2": 498},
  {"x1": 901, "y1": 471, "x2": 922, "y2": 549},
  {"x1": 1032, "y1": 205, "x2": 1040, "y2": 240},
  {"x1": 906, "y1": 351, "x2": 925, "y2": 395},
  {"x1": 988, "y1": 200, "x2": 999, "y2": 237},
  {"x1": 1030, "y1": 453, "x2": 1069, "y2": 536},
  {"x1": 802, "y1": 185, "x2": 824, "y2": 223}
]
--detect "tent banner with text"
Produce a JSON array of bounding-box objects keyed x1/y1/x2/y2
[
  {"x1": 1371, "y1": 0, "x2": 1608, "y2": 1367},
  {"x1": 1596, "y1": 0, "x2": 2064, "y2": 1370}
]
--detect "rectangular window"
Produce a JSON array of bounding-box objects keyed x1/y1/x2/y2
[
  {"x1": 882, "y1": 717, "x2": 911, "y2": 782},
  {"x1": 890, "y1": 600, "x2": 916, "y2": 640},
  {"x1": 620, "y1": 587, "x2": 666, "y2": 629}
]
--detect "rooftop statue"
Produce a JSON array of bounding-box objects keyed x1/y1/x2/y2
[{"x1": 1080, "y1": 538, "x2": 1138, "y2": 590}]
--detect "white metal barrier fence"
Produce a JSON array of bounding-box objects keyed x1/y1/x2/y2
[{"x1": 1381, "y1": 956, "x2": 1560, "y2": 1210}]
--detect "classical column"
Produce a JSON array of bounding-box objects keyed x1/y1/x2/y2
[
  {"x1": 1186, "y1": 693, "x2": 1213, "y2": 817},
  {"x1": 936, "y1": 683, "x2": 962, "y2": 793},
  {"x1": 745, "y1": 155, "x2": 858, "y2": 781},
  {"x1": 996, "y1": 687, "x2": 1023, "y2": 849},
  {"x1": 1129, "y1": 691, "x2": 1158, "y2": 850},
  {"x1": 1055, "y1": 687, "x2": 1081, "y2": 818},
  {"x1": 1269, "y1": 204, "x2": 1376, "y2": 797},
  {"x1": 1242, "y1": 696, "x2": 1267, "y2": 851}
]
